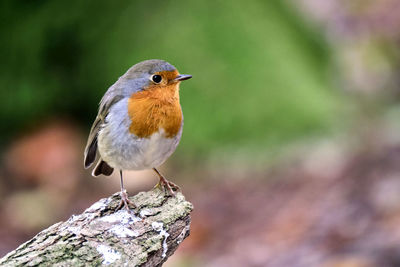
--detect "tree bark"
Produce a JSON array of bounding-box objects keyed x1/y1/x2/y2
[{"x1": 0, "y1": 188, "x2": 193, "y2": 267}]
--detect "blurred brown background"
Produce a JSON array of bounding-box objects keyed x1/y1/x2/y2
[{"x1": 1, "y1": 0, "x2": 400, "y2": 266}]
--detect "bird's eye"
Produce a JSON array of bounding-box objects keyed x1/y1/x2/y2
[{"x1": 151, "y1": 75, "x2": 162, "y2": 84}]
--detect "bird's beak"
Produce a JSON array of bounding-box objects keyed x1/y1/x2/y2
[{"x1": 174, "y1": 74, "x2": 192, "y2": 82}]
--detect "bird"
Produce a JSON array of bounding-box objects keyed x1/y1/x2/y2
[{"x1": 83, "y1": 59, "x2": 192, "y2": 210}]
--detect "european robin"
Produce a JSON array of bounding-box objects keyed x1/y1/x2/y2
[{"x1": 83, "y1": 59, "x2": 192, "y2": 210}]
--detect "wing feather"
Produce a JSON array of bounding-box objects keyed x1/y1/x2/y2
[{"x1": 83, "y1": 91, "x2": 123, "y2": 169}]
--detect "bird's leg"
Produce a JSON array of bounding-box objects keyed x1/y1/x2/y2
[
  {"x1": 117, "y1": 170, "x2": 136, "y2": 211},
  {"x1": 153, "y1": 167, "x2": 180, "y2": 196}
]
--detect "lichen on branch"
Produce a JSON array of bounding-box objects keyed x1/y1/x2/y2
[{"x1": 0, "y1": 188, "x2": 193, "y2": 267}]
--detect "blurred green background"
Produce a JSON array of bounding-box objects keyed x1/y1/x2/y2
[
  {"x1": 0, "y1": 0, "x2": 345, "y2": 159},
  {"x1": 1, "y1": 0, "x2": 400, "y2": 266}
]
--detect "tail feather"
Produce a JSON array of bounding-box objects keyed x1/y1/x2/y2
[{"x1": 93, "y1": 159, "x2": 114, "y2": 176}]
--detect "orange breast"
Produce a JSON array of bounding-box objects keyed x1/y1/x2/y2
[{"x1": 127, "y1": 82, "x2": 182, "y2": 138}]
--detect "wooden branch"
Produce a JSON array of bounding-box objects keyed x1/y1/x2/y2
[{"x1": 0, "y1": 188, "x2": 193, "y2": 267}]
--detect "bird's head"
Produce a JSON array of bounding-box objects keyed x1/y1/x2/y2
[{"x1": 121, "y1": 59, "x2": 192, "y2": 96}]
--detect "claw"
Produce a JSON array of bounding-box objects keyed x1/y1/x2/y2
[
  {"x1": 116, "y1": 189, "x2": 136, "y2": 211},
  {"x1": 153, "y1": 168, "x2": 180, "y2": 197}
]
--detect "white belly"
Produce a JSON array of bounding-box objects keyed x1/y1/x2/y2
[{"x1": 97, "y1": 98, "x2": 182, "y2": 170}]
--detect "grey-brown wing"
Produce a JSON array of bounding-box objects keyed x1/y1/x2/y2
[{"x1": 83, "y1": 93, "x2": 123, "y2": 169}]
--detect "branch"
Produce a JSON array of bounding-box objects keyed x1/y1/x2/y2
[{"x1": 0, "y1": 188, "x2": 193, "y2": 267}]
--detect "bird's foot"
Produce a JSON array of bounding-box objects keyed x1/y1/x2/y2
[
  {"x1": 155, "y1": 175, "x2": 180, "y2": 196},
  {"x1": 116, "y1": 189, "x2": 136, "y2": 211}
]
